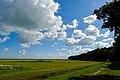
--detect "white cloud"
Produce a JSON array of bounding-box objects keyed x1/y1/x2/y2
[
  {"x1": 0, "y1": 0, "x2": 63, "y2": 46},
  {"x1": 4, "y1": 48, "x2": 9, "y2": 52},
  {"x1": 83, "y1": 14, "x2": 97, "y2": 24},
  {"x1": 18, "y1": 29, "x2": 44, "y2": 44},
  {"x1": 93, "y1": 41, "x2": 110, "y2": 48},
  {"x1": 61, "y1": 48, "x2": 68, "y2": 51},
  {"x1": 19, "y1": 49, "x2": 27, "y2": 55},
  {"x1": 65, "y1": 38, "x2": 76, "y2": 46},
  {"x1": 68, "y1": 50, "x2": 76, "y2": 55},
  {"x1": 21, "y1": 41, "x2": 41, "y2": 48},
  {"x1": 102, "y1": 30, "x2": 110, "y2": 38},
  {"x1": 0, "y1": 37, "x2": 9, "y2": 43},
  {"x1": 84, "y1": 25, "x2": 100, "y2": 37},
  {"x1": 61, "y1": 25, "x2": 67, "y2": 31},
  {"x1": 102, "y1": 38, "x2": 113, "y2": 42},
  {"x1": 72, "y1": 19, "x2": 78, "y2": 28},
  {"x1": 68, "y1": 47, "x2": 93, "y2": 55},
  {"x1": 54, "y1": 42, "x2": 58, "y2": 45},
  {"x1": 21, "y1": 44, "x2": 30, "y2": 48},
  {"x1": 44, "y1": 30, "x2": 58, "y2": 40},
  {"x1": 72, "y1": 29, "x2": 86, "y2": 38},
  {"x1": 0, "y1": 0, "x2": 113, "y2": 55},
  {"x1": 66, "y1": 19, "x2": 79, "y2": 28},
  {"x1": 0, "y1": 0, "x2": 61, "y2": 30},
  {"x1": 57, "y1": 31, "x2": 67, "y2": 40},
  {"x1": 74, "y1": 46, "x2": 81, "y2": 51},
  {"x1": 76, "y1": 36, "x2": 96, "y2": 45}
]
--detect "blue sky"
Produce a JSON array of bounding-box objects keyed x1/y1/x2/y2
[{"x1": 0, "y1": 0, "x2": 113, "y2": 59}]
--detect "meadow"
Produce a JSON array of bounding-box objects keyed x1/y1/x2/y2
[{"x1": 0, "y1": 59, "x2": 120, "y2": 80}]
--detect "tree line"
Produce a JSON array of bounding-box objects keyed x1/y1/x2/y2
[{"x1": 68, "y1": 47, "x2": 114, "y2": 62}]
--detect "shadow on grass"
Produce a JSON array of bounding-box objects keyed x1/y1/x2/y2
[
  {"x1": 69, "y1": 62, "x2": 120, "y2": 80},
  {"x1": 68, "y1": 75, "x2": 120, "y2": 80},
  {"x1": 107, "y1": 62, "x2": 120, "y2": 70}
]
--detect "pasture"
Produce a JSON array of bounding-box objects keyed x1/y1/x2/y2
[{"x1": 0, "y1": 59, "x2": 120, "y2": 80}]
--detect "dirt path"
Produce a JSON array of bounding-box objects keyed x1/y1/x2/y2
[{"x1": 91, "y1": 68, "x2": 105, "y2": 75}]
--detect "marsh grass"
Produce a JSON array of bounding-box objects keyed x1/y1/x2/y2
[
  {"x1": 0, "y1": 65, "x2": 23, "y2": 70},
  {"x1": 0, "y1": 60, "x2": 119, "y2": 80}
]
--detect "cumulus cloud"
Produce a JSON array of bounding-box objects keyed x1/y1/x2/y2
[
  {"x1": 0, "y1": 0, "x2": 61, "y2": 30},
  {"x1": 72, "y1": 29, "x2": 86, "y2": 38},
  {"x1": 0, "y1": 0, "x2": 113, "y2": 56},
  {"x1": 21, "y1": 43, "x2": 30, "y2": 48},
  {"x1": 84, "y1": 25, "x2": 100, "y2": 37},
  {"x1": 44, "y1": 30, "x2": 58, "y2": 40},
  {"x1": 0, "y1": 0, "x2": 63, "y2": 46},
  {"x1": 76, "y1": 36, "x2": 96, "y2": 45},
  {"x1": 18, "y1": 30, "x2": 44, "y2": 43},
  {"x1": 65, "y1": 38, "x2": 76, "y2": 46},
  {"x1": 61, "y1": 25, "x2": 67, "y2": 31},
  {"x1": 68, "y1": 47, "x2": 93, "y2": 55},
  {"x1": 66, "y1": 19, "x2": 78, "y2": 28},
  {"x1": 93, "y1": 41, "x2": 110, "y2": 48},
  {"x1": 83, "y1": 14, "x2": 97, "y2": 24},
  {"x1": 72, "y1": 19, "x2": 79, "y2": 28},
  {"x1": 57, "y1": 31, "x2": 67, "y2": 40}
]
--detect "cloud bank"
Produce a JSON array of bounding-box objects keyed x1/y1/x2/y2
[
  {"x1": 0, "y1": 0, "x2": 64, "y2": 47},
  {"x1": 0, "y1": 0, "x2": 113, "y2": 56}
]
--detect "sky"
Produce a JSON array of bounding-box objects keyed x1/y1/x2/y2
[{"x1": 0, "y1": 0, "x2": 114, "y2": 59}]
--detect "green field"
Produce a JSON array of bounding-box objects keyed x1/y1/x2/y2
[{"x1": 0, "y1": 59, "x2": 120, "y2": 80}]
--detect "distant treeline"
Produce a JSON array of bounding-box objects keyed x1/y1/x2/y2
[{"x1": 68, "y1": 47, "x2": 114, "y2": 62}]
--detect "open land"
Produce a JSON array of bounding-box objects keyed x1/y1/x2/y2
[{"x1": 0, "y1": 59, "x2": 120, "y2": 80}]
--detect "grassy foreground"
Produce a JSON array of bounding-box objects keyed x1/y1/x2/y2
[{"x1": 0, "y1": 59, "x2": 120, "y2": 80}]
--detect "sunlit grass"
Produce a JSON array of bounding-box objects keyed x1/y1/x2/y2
[{"x1": 0, "y1": 59, "x2": 120, "y2": 80}]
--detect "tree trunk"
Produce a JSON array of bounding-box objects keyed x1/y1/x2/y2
[{"x1": 114, "y1": 26, "x2": 120, "y2": 62}]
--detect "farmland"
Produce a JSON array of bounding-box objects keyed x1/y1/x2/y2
[{"x1": 0, "y1": 59, "x2": 120, "y2": 80}]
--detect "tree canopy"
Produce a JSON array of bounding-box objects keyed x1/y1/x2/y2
[{"x1": 94, "y1": 1, "x2": 120, "y2": 36}]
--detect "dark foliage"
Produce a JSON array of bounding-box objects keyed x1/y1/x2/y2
[
  {"x1": 94, "y1": 1, "x2": 120, "y2": 61},
  {"x1": 94, "y1": 1, "x2": 120, "y2": 35},
  {"x1": 107, "y1": 62, "x2": 120, "y2": 70},
  {"x1": 68, "y1": 75, "x2": 120, "y2": 80},
  {"x1": 68, "y1": 47, "x2": 114, "y2": 62}
]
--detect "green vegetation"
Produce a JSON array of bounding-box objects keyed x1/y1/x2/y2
[
  {"x1": 68, "y1": 47, "x2": 114, "y2": 61},
  {"x1": 0, "y1": 59, "x2": 120, "y2": 80}
]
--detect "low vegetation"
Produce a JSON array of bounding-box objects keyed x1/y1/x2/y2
[
  {"x1": 0, "y1": 59, "x2": 120, "y2": 80},
  {"x1": 0, "y1": 65, "x2": 23, "y2": 70}
]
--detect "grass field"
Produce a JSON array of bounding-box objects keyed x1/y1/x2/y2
[{"x1": 0, "y1": 59, "x2": 120, "y2": 80}]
